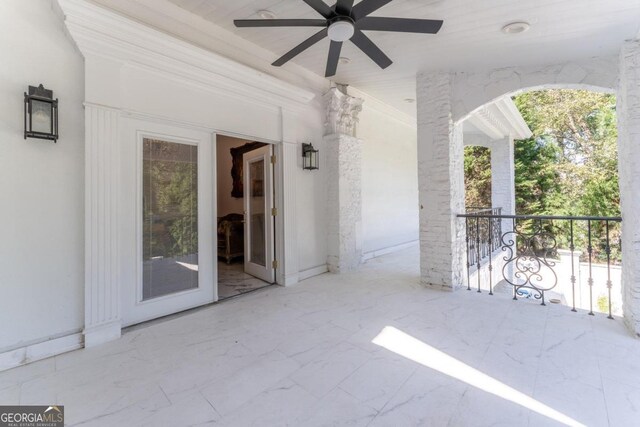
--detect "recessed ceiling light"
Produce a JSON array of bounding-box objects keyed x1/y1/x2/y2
[
  {"x1": 257, "y1": 10, "x2": 276, "y2": 20},
  {"x1": 404, "y1": 98, "x2": 416, "y2": 103},
  {"x1": 502, "y1": 21, "x2": 530, "y2": 34},
  {"x1": 339, "y1": 57, "x2": 351, "y2": 65}
]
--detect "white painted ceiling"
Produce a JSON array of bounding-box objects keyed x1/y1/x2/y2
[{"x1": 93, "y1": 0, "x2": 640, "y2": 117}]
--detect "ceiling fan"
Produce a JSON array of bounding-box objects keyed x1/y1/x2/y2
[{"x1": 234, "y1": 0, "x2": 443, "y2": 77}]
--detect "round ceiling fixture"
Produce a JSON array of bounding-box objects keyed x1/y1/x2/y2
[
  {"x1": 339, "y1": 56, "x2": 351, "y2": 65},
  {"x1": 328, "y1": 20, "x2": 355, "y2": 42},
  {"x1": 404, "y1": 98, "x2": 416, "y2": 104},
  {"x1": 502, "y1": 21, "x2": 530, "y2": 34},
  {"x1": 257, "y1": 10, "x2": 276, "y2": 20}
]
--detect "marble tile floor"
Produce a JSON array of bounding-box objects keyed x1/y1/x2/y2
[
  {"x1": 2, "y1": 247, "x2": 640, "y2": 426},
  {"x1": 218, "y1": 260, "x2": 272, "y2": 300}
]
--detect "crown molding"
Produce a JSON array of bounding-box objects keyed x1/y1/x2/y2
[
  {"x1": 348, "y1": 86, "x2": 417, "y2": 129},
  {"x1": 56, "y1": 0, "x2": 316, "y2": 110}
]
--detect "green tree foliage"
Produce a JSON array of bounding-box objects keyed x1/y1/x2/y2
[
  {"x1": 513, "y1": 90, "x2": 619, "y2": 217},
  {"x1": 464, "y1": 146, "x2": 491, "y2": 208},
  {"x1": 143, "y1": 142, "x2": 198, "y2": 260},
  {"x1": 464, "y1": 89, "x2": 620, "y2": 261}
]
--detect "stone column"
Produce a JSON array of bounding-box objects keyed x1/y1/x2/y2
[
  {"x1": 416, "y1": 72, "x2": 466, "y2": 289},
  {"x1": 324, "y1": 87, "x2": 364, "y2": 273},
  {"x1": 618, "y1": 40, "x2": 640, "y2": 336},
  {"x1": 490, "y1": 136, "x2": 516, "y2": 218},
  {"x1": 490, "y1": 136, "x2": 516, "y2": 282}
]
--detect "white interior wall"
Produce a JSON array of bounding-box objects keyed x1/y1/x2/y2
[
  {"x1": 358, "y1": 104, "x2": 419, "y2": 254},
  {"x1": 215, "y1": 135, "x2": 252, "y2": 218},
  {"x1": 0, "y1": 0, "x2": 85, "y2": 351}
]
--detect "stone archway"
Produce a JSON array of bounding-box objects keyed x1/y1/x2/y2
[{"x1": 416, "y1": 43, "x2": 640, "y2": 336}]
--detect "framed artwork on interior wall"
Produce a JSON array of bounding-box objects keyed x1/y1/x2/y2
[
  {"x1": 252, "y1": 179, "x2": 264, "y2": 197},
  {"x1": 230, "y1": 141, "x2": 266, "y2": 198}
]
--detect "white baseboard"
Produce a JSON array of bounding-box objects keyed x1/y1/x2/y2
[
  {"x1": 83, "y1": 321, "x2": 122, "y2": 348},
  {"x1": 298, "y1": 264, "x2": 329, "y2": 281},
  {"x1": 281, "y1": 272, "x2": 300, "y2": 286},
  {"x1": 0, "y1": 332, "x2": 83, "y2": 372},
  {"x1": 361, "y1": 240, "x2": 419, "y2": 262}
]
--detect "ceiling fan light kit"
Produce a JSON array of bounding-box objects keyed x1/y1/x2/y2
[
  {"x1": 234, "y1": 0, "x2": 444, "y2": 78},
  {"x1": 328, "y1": 19, "x2": 355, "y2": 42}
]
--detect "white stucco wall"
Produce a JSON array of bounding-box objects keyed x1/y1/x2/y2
[
  {"x1": 0, "y1": 0, "x2": 427, "y2": 363},
  {"x1": 359, "y1": 103, "x2": 419, "y2": 255},
  {"x1": 0, "y1": 0, "x2": 85, "y2": 351}
]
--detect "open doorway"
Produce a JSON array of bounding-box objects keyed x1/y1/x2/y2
[{"x1": 216, "y1": 135, "x2": 275, "y2": 300}]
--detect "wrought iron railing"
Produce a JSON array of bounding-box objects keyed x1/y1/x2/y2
[
  {"x1": 457, "y1": 212, "x2": 622, "y2": 319},
  {"x1": 465, "y1": 207, "x2": 502, "y2": 267}
]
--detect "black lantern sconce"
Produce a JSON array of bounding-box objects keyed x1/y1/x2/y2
[
  {"x1": 24, "y1": 84, "x2": 58, "y2": 142},
  {"x1": 302, "y1": 143, "x2": 319, "y2": 170}
]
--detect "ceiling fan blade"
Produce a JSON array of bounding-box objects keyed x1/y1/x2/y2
[
  {"x1": 351, "y1": 0, "x2": 393, "y2": 21},
  {"x1": 234, "y1": 19, "x2": 327, "y2": 28},
  {"x1": 357, "y1": 17, "x2": 444, "y2": 33},
  {"x1": 350, "y1": 29, "x2": 392, "y2": 69},
  {"x1": 303, "y1": 0, "x2": 335, "y2": 18},
  {"x1": 335, "y1": 0, "x2": 355, "y2": 16},
  {"x1": 325, "y1": 41, "x2": 343, "y2": 77},
  {"x1": 272, "y1": 28, "x2": 328, "y2": 67}
]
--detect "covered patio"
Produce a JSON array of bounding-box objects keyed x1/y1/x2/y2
[
  {"x1": 2, "y1": 248, "x2": 638, "y2": 426},
  {"x1": 3, "y1": 1, "x2": 640, "y2": 425}
]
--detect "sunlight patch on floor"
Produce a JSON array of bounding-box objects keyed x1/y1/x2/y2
[{"x1": 372, "y1": 326, "x2": 585, "y2": 427}]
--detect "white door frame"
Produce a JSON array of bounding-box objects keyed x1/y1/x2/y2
[
  {"x1": 242, "y1": 145, "x2": 275, "y2": 283},
  {"x1": 121, "y1": 119, "x2": 216, "y2": 326},
  {"x1": 116, "y1": 121, "x2": 289, "y2": 327},
  {"x1": 215, "y1": 132, "x2": 285, "y2": 287}
]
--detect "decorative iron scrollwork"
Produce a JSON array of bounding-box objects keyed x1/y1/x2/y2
[{"x1": 501, "y1": 221, "x2": 557, "y2": 305}]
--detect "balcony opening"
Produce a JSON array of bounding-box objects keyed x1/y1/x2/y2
[{"x1": 459, "y1": 89, "x2": 621, "y2": 317}]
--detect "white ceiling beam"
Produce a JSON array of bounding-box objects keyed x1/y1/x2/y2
[{"x1": 493, "y1": 97, "x2": 533, "y2": 140}]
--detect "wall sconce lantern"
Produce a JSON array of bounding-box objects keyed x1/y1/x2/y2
[
  {"x1": 24, "y1": 84, "x2": 58, "y2": 142},
  {"x1": 302, "y1": 143, "x2": 319, "y2": 170}
]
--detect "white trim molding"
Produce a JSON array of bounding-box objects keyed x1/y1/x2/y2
[
  {"x1": 298, "y1": 265, "x2": 329, "y2": 282},
  {"x1": 84, "y1": 104, "x2": 122, "y2": 347},
  {"x1": 0, "y1": 332, "x2": 83, "y2": 372},
  {"x1": 361, "y1": 240, "x2": 419, "y2": 262},
  {"x1": 56, "y1": 0, "x2": 315, "y2": 111},
  {"x1": 276, "y1": 137, "x2": 300, "y2": 286}
]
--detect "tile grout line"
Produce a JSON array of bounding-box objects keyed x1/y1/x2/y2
[
  {"x1": 528, "y1": 302, "x2": 551, "y2": 426},
  {"x1": 592, "y1": 316, "x2": 613, "y2": 427}
]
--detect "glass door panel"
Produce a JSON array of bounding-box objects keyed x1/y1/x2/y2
[
  {"x1": 249, "y1": 159, "x2": 266, "y2": 267},
  {"x1": 142, "y1": 138, "x2": 199, "y2": 300},
  {"x1": 243, "y1": 145, "x2": 274, "y2": 283}
]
